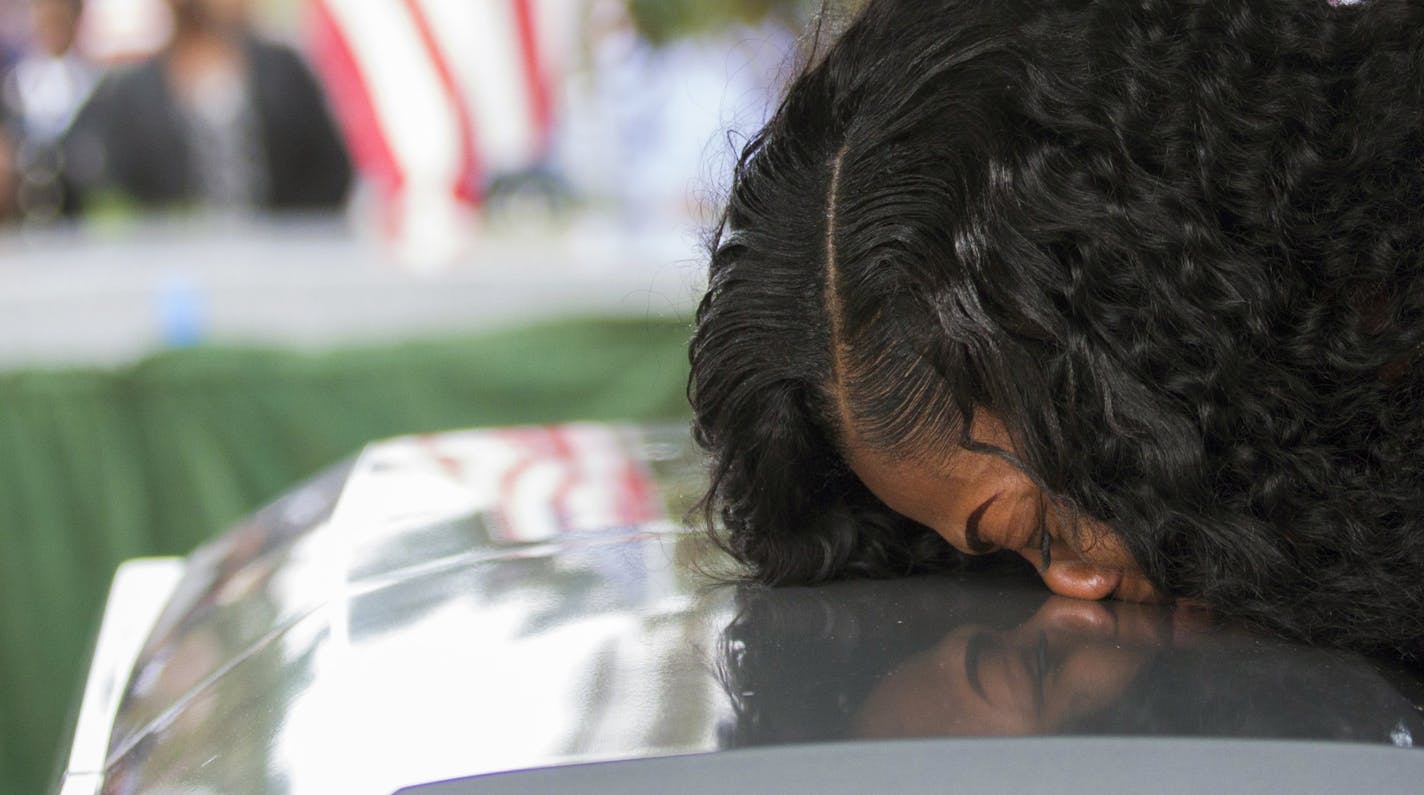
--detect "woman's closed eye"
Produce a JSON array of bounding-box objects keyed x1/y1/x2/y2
[{"x1": 963, "y1": 494, "x2": 1000, "y2": 554}]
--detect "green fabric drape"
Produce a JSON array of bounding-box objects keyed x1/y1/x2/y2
[{"x1": 0, "y1": 315, "x2": 693, "y2": 795}]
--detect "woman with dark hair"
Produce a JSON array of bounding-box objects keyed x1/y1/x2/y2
[{"x1": 688, "y1": 0, "x2": 1424, "y2": 655}]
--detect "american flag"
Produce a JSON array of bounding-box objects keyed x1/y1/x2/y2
[{"x1": 308, "y1": 0, "x2": 576, "y2": 259}]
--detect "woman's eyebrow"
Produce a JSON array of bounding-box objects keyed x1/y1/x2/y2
[{"x1": 964, "y1": 494, "x2": 1000, "y2": 553}]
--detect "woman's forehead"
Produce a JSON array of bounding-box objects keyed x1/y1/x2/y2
[{"x1": 841, "y1": 435, "x2": 953, "y2": 527}]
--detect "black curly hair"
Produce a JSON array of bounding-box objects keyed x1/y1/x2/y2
[{"x1": 688, "y1": 0, "x2": 1424, "y2": 654}]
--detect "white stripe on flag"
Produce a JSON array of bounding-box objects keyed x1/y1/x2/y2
[
  {"x1": 323, "y1": 0, "x2": 463, "y2": 198},
  {"x1": 417, "y1": 0, "x2": 539, "y2": 172},
  {"x1": 532, "y1": 0, "x2": 579, "y2": 90}
]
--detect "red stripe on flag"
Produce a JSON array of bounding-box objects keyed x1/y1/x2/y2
[
  {"x1": 511, "y1": 0, "x2": 553, "y2": 154},
  {"x1": 308, "y1": 0, "x2": 404, "y2": 213},
  {"x1": 618, "y1": 459, "x2": 660, "y2": 525},
  {"x1": 402, "y1": 0, "x2": 483, "y2": 204}
]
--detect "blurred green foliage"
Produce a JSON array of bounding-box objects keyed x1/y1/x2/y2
[{"x1": 627, "y1": 0, "x2": 806, "y2": 44}]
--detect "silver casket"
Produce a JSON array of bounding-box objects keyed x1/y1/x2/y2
[{"x1": 58, "y1": 423, "x2": 1424, "y2": 794}]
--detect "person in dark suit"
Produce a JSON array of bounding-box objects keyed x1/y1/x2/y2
[
  {"x1": 69, "y1": 0, "x2": 351, "y2": 212},
  {"x1": 0, "y1": 0, "x2": 98, "y2": 221}
]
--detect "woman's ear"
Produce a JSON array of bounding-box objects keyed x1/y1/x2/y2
[{"x1": 1038, "y1": 559, "x2": 1123, "y2": 601}]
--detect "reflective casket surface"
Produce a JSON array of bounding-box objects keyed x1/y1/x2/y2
[{"x1": 93, "y1": 423, "x2": 1423, "y2": 794}]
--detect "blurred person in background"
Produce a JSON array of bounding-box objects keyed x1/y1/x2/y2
[
  {"x1": 557, "y1": 0, "x2": 797, "y2": 233},
  {"x1": 0, "y1": 0, "x2": 97, "y2": 221},
  {"x1": 68, "y1": 0, "x2": 350, "y2": 214}
]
